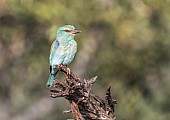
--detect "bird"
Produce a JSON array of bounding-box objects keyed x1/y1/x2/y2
[{"x1": 46, "y1": 25, "x2": 81, "y2": 87}]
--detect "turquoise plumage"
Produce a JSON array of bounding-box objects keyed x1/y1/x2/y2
[{"x1": 46, "y1": 25, "x2": 81, "y2": 87}]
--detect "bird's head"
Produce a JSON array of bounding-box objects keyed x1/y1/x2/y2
[{"x1": 56, "y1": 25, "x2": 81, "y2": 40}]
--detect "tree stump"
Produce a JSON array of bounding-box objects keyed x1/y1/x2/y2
[{"x1": 50, "y1": 66, "x2": 117, "y2": 120}]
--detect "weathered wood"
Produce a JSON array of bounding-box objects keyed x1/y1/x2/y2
[{"x1": 50, "y1": 66, "x2": 117, "y2": 120}]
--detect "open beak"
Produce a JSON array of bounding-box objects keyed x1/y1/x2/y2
[{"x1": 72, "y1": 29, "x2": 81, "y2": 34}]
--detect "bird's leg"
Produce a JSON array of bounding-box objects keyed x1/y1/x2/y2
[
  {"x1": 57, "y1": 64, "x2": 63, "y2": 69},
  {"x1": 67, "y1": 68, "x2": 71, "y2": 75},
  {"x1": 66, "y1": 65, "x2": 71, "y2": 75}
]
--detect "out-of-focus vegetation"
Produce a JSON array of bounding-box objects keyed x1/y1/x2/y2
[{"x1": 0, "y1": 0, "x2": 170, "y2": 120}]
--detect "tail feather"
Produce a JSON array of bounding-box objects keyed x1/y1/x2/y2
[
  {"x1": 46, "y1": 74, "x2": 55, "y2": 87},
  {"x1": 46, "y1": 68, "x2": 59, "y2": 87}
]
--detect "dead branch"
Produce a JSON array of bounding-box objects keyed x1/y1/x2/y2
[{"x1": 50, "y1": 66, "x2": 117, "y2": 120}]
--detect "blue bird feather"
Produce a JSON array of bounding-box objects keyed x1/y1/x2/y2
[{"x1": 46, "y1": 25, "x2": 81, "y2": 87}]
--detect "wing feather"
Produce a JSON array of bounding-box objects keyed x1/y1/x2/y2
[{"x1": 49, "y1": 40, "x2": 59, "y2": 65}]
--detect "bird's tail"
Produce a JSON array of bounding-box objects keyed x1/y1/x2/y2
[{"x1": 46, "y1": 66, "x2": 59, "y2": 87}]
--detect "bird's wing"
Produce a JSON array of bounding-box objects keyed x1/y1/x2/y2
[{"x1": 49, "y1": 40, "x2": 59, "y2": 66}]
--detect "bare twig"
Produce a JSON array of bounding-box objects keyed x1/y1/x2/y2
[{"x1": 49, "y1": 66, "x2": 117, "y2": 120}]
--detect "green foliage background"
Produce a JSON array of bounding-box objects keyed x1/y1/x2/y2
[{"x1": 0, "y1": 0, "x2": 170, "y2": 120}]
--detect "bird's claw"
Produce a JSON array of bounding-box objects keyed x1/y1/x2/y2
[
  {"x1": 57, "y1": 64, "x2": 71, "y2": 75},
  {"x1": 57, "y1": 64, "x2": 63, "y2": 69},
  {"x1": 66, "y1": 67, "x2": 71, "y2": 75}
]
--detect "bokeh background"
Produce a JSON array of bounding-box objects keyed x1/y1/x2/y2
[{"x1": 0, "y1": 0, "x2": 170, "y2": 120}]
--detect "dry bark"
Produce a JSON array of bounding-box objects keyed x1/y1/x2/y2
[{"x1": 50, "y1": 66, "x2": 117, "y2": 120}]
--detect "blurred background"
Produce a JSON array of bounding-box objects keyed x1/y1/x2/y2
[{"x1": 0, "y1": 0, "x2": 170, "y2": 120}]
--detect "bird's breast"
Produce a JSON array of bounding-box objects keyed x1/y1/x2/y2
[{"x1": 60, "y1": 40, "x2": 77, "y2": 51}]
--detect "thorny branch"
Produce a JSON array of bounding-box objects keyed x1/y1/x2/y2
[{"x1": 49, "y1": 66, "x2": 117, "y2": 120}]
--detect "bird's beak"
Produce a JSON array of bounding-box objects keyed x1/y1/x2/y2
[{"x1": 72, "y1": 29, "x2": 81, "y2": 34}]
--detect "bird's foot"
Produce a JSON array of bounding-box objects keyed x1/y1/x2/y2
[
  {"x1": 57, "y1": 64, "x2": 63, "y2": 69},
  {"x1": 66, "y1": 67, "x2": 71, "y2": 75}
]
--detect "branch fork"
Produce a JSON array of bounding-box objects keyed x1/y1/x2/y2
[{"x1": 49, "y1": 66, "x2": 117, "y2": 120}]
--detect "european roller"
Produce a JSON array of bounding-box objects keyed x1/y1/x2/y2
[{"x1": 46, "y1": 25, "x2": 81, "y2": 87}]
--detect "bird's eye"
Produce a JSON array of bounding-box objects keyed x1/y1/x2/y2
[{"x1": 64, "y1": 30, "x2": 71, "y2": 32}]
